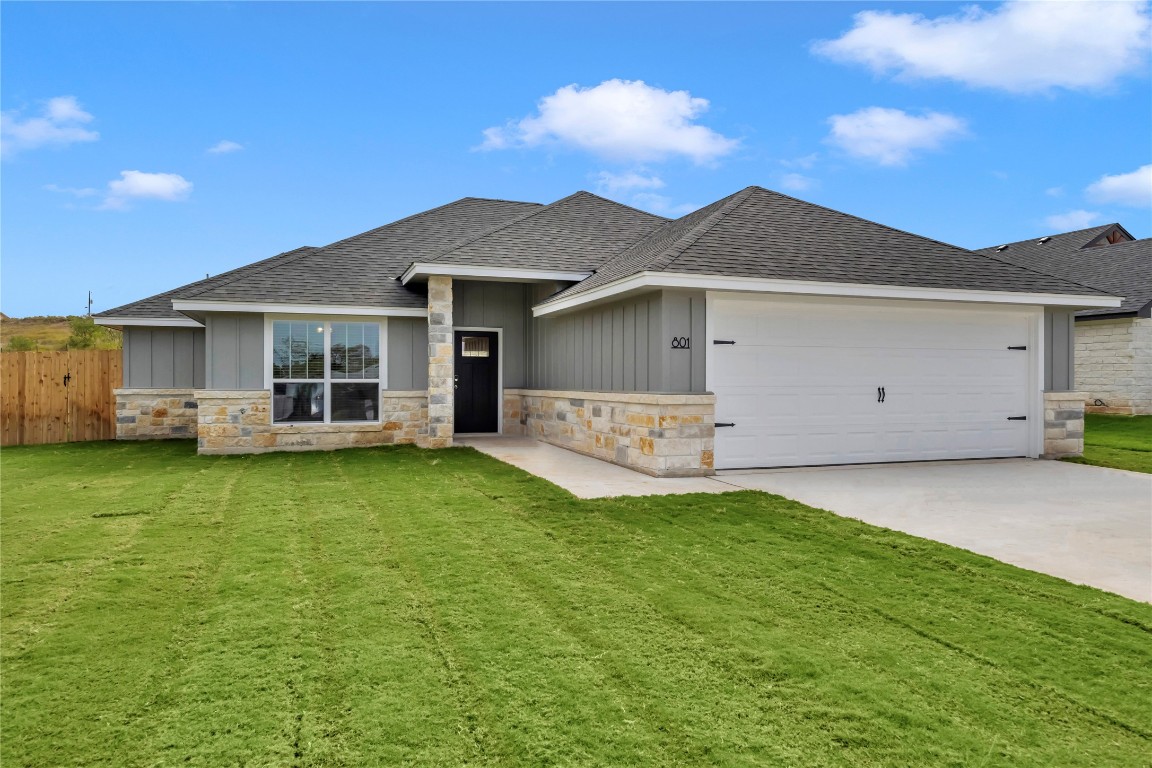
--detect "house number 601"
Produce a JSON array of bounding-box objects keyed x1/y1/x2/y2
[{"x1": 670, "y1": 337, "x2": 691, "y2": 349}]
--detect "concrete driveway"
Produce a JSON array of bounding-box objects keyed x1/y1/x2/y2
[
  {"x1": 717, "y1": 460, "x2": 1152, "y2": 603},
  {"x1": 459, "y1": 437, "x2": 1150, "y2": 602}
]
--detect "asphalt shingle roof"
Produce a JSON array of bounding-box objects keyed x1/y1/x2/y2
[
  {"x1": 182, "y1": 197, "x2": 541, "y2": 308},
  {"x1": 422, "y1": 191, "x2": 667, "y2": 273},
  {"x1": 974, "y1": 227, "x2": 1151, "y2": 317},
  {"x1": 96, "y1": 247, "x2": 319, "y2": 319},
  {"x1": 546, "y1": 186, "x2": 1112, "y2": 304}
]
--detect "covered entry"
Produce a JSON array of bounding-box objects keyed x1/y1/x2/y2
[{"x1": 709, "y1": 294, "x2": 1037, "y2": 469}]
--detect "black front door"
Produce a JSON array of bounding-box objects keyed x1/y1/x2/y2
[{"x1": 454, "y1": 331, "x2": 499, "y2": 433}]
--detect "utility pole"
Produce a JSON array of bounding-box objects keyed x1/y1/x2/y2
[{"x1": 86, "y1": 291, "x2": 93, "y2": 318}]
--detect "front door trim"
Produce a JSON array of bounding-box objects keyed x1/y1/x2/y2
[{"x1": 454, "y1": 326, "x2": 503, "y2": 435}]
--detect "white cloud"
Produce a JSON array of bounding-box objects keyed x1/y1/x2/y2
[
  {"x1": 1, "y1": 96, "x2": 99, "y2": 158},
  {"x1": 44, "y1": 183, "x2": 99, "y2": 198},
  {"x1": 101, "y1": 170, "x2": 193, "y2": 211},
  {"x1": 594, "y1": 170, "x2": 665, "y2": 194},
  {"x1": 780, "y1": 153, "x2": 819, "y2": 170},
  {"x1": 778, "y1": 173, "x2": 817, "y2": 192},
  {"x1": 1045, "y1": 186, "x2": 1065, "y2": 198},
  {"x1": 813, "y1": 1, "x2": 1152, "y2": 93},
  {"x1": 1044, "y1": 210, "x2": 1102, "y2": 231},
  {"x1": 207, "y1": 139, "x2": 244, "y2": 155},
  {"x1": 480, "y1": 79, "x2": 739, "y2": 164},
  {"x1": 630, "y1": 192, "x2": 699, "y2": 218},
  {"x1": 826, "y1": 107, "x2": 967, "y2": 166},
  {"x1": 1085, "y1": 164, "x2": 1152, "y2": 208}
]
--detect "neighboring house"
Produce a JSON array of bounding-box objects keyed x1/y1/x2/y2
[
  {"x1": 96, "y1": 187, "x2": 1119, "y2": 475},
  {"x1": 976, "y1": 224, "x2": 1151, "y2": 415}
]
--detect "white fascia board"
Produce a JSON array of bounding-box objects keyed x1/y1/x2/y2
[
  {"x1": 170, "y1": 300, "x2": 426, "y2": 317},
  {"x1": 93, "y1": 316, "x2": 204, "y2": 328},
  {"x1": 532, "y1": 271, "x2": 1123, "y2": 317},
  {"x1": 400, "y1": 262, "x2": 591, "y2": 286}
]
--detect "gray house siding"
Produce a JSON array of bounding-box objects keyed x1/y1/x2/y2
[
  {"x1": 454, "y1": 280, "x2": 529, "y2": 387},
  {"x1": 122, "y1": 327, "x2": 206, "y2": 388},
  {"x1": 1044, "y1": 307, "x2": 1076, "y2": 391},
  {"x1": 526, "y1": 288, "x2": 707, "y2": 394},
  {"x1": 205, "y1": 313, "x2": 264, "y2": 389},
  {"x1": 387, "y1": 317, "x2": 429, "y2": 390}
]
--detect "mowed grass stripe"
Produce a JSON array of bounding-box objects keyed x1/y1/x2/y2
[{"x1": 2, "y1": 442, "x2": 1150, "y2": 767}]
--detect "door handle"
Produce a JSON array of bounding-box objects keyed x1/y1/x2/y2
[{"x1": 877, "y1": 386, "x2": 886, "y2": 403}]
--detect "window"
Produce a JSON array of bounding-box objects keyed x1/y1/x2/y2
[
  {"x1": 460, "y1": 336, "x2": 490, "y2": 357},
  {"x1": 271, "y1": 320, "x2": 382, "y2": 424}
]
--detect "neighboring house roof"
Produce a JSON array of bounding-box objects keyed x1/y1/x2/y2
[
  {"x1": 974, "y1": 226, "x2": 1151, "y2": 318},
  {"x1": 97, "y1": 246, "x2": 319, "y2": 320},
  {"x1": 546, "y1": 186, "x2": 1109, "y2": 305},
  {"x1": 169, "y1": 197, "x2": 539, "y2": 311},
  {"x1": 415, "y1": 191, "x2": 667, "y2": 273}
]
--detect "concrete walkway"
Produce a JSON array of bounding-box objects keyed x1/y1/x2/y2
[
  {"x1": 457, "y1": 437, "x2": 1151, "y2": 602},
  {"x1": 456, "y1": 436, "x2": 726, "y2": 497}
]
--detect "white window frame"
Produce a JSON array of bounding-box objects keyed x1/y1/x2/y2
[{"x1": 264, "y1": 315, "x2": 388, "y2": 425}]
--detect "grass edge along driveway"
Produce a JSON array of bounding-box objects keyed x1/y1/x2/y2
[
  {"x1": 1064, "y1": 413, "x2": 1152, "y2": 474},
  {"x1": 3, "y1": 440, "x2": 1150, "y2": 767}
]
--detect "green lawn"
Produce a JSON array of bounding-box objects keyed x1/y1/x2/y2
[
  {"x1": 1064, "y1": 413, "x2": 1152, "y2": 473},
  {"x1": 3, "y1": 442, "x2": 1150, "y2": 766}
]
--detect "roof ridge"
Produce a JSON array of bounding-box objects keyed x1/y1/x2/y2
[
  {"x1": 418, "y1": 195, "x2": 577, "y2": 264},
  {"x1": 654, "y1": 186, "x2": 759, "y2": 272},
  {"x1": 420, "y1": 190, "x2": 666, "y2": 266},
  {"x1": 751, "y1": 185, "x2": 982, "y2": 259},
  {"x1": 568, "y1": 189, "x2": 671, "y2": 223},
  {"x1": 977, "y1": 223, "x2": 1117, "y2": 252},
  {"x1": 180, "y1": 246, "x2": 321, "y2": 299}
]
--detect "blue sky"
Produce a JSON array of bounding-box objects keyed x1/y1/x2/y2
[{"x1": 2, "y1": 1, "x2": 1149, "y2": 317}]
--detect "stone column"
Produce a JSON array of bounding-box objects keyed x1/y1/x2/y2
[
  {"x1": 426, "y1": 275, "x2": 454, "y2": 448},
  {"x1": 1042, "y1": 391, "x2": 1087, "y2": 459}
]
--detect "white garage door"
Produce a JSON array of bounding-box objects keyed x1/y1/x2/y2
[{"x1": 711, "y1": 295, "x2": 1034, "y2": 469}]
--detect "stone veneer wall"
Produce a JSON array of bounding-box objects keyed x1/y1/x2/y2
[
  {"x1": 195, "y1": 390, "x2": 428, "y2": 455},
  {"x1": 507, "y1": 388, "x2": 715, "y2": 477},
  {"x1": 426, "y1": 275, "x2": 454, "y2": 448},
  {"x1": 1075, "y1": 317, "x2": 1152, "y2": 415},
  {"x1": 115, "y1": 388, "x2": 198, "y2": 439},
  {"x1": 1042, "y1": 391, "x2": 1086, "y2": 459}
]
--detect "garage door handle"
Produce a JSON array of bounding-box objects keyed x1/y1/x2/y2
[
  {"x1": 1007, "y1": 416, "x2": 1027, "y2": 420},
  {"x1": 1007, "y1": 345, "x2": 1027, "y2": 350},
  {"x1": 877, "y1": 386, "x2": 886, "y2": 403},
  {"x1": 713, "y1": 339, "x2": 736, "y2": 345},
  {"x1": 714, "y1": 422, "x2": 736, "y2": 428}
]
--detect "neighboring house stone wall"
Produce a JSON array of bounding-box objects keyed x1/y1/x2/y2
[
  {"x1": 115, "y1": 388, "x2": 198, "y2": 439},
  {"x1": 1075, "y1": 317, "x2": 1152, "y2": 415},
  {"x1": 1042, "y1": 391, "x2": 1086, "y2": 459},
  {"x1": 195, "y1": 390, "x2": 428, "y2": 455},
  {"x1": 507, "y1": 388, "x2": 715, "y2": 477}
]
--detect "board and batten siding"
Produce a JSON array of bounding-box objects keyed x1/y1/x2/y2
[
  {"x1": 386, "y1": 317, "x2": 429, "y2": 390},
  {"x1": 527, "y1": 288, "x2": 707, "y2": 393},
  {"x1": 122, "y1": 327, "x2": 205, "y2": 388},
  {"x1": 454, "y1": 280, "x2": 529, "y2": 387},
  {"x1": 205, "y1": 313, "x2": 264, "y2": 389},
  {"x1": 1044, "y1": 307, "x2": 1076, "y2": 391}
]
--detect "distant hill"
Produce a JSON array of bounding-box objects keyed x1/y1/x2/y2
[{"x1": 1, "y1": 316, "x2": 122, "y2": 351}]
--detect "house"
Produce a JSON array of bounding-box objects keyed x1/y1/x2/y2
[
  {"x1": 95, "y1": 186, "x2": 1120, "y2": 475},
  {"x1": 975, "y1": 224, "x2": 1151, "y2": 415}
]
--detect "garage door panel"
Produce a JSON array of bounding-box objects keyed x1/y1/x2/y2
[{"x1": 711, "y1": 296, "x2": 1033, "y2": 469}]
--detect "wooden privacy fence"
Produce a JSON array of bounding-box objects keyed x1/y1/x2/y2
[{"x1": 1, "y1": 350, "x2": 123, "y2": 446}]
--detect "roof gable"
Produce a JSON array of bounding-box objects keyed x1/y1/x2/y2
[
  {"x1": 548, "y1": 186, "x2": 1107, "y2": 304},
  {"x1": 419, "y1": 191, "x2": 667, "y2": 273}
]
